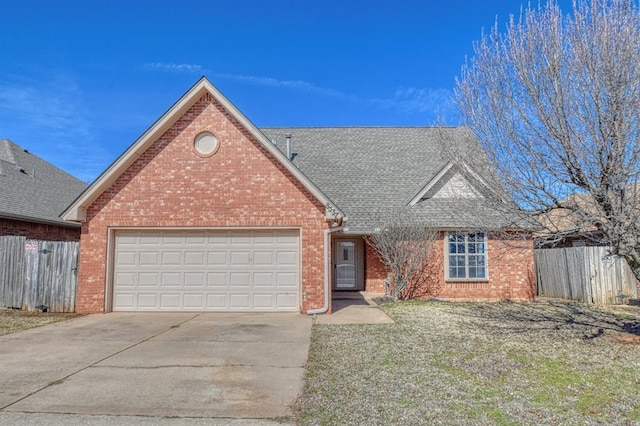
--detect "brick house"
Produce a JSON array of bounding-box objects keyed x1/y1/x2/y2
[
  {"x1": 63, "y1": 77, "x2": 534, "y2": 314},
  {"x1": 0, "y1": 139, "x2": 87, "y2": 241}
]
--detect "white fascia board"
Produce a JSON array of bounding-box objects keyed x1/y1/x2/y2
[
  {"x1": 407, "y1": 161, "x2": 495, "y2": 206},
  {"x1": 407, "y1": 162, "x2": 456, "y2": 206}
]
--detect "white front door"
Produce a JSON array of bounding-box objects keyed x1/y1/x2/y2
[{"x1": 334, "y1": 239, "x2": 357, "y2": 290}]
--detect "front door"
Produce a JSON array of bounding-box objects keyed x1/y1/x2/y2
[{"x1": 334, "y1": 239, "x2": 357, "y2": 290}]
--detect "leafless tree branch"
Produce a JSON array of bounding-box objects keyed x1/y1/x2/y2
[
  {"x1": 364, "y1": 208, "x2": 439, "y2": 300},
  {"x1": 455, "y1": 0, "x2": 640, "y2": 278}
]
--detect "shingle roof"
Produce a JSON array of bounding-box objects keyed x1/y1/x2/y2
[
  {"x1": 0, "y1": 139, "x2": 88, "y2": 226},
  {"x1": 260, "y1": 127, "x2": 511, "y2": 232}
]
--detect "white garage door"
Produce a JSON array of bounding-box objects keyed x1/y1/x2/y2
[{"x1": 112, "y1": 230, "x2": 300, "y2": 311}]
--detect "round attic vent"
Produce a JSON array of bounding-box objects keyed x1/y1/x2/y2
[{"x1": 193, "y1": 132, "x2": 219, "y2": 157}]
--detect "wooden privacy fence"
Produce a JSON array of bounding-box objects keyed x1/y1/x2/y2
[
  {"x1": 0, "y1": 236, "x2": 78, "y2": 312},
  {"x1": 535, "y1": 246, "x2": 638, "y2": 305}
]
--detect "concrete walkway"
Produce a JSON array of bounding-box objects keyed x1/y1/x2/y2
[
  {"x1": 0, "y1": 312, "x2": 311, "y2": 424},
  {"x1": 315, "y1": 292, "x2": 394, "y2": 325}
]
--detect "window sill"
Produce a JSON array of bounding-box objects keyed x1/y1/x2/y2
[{"x1": 445, "y1": 278, "x2": 490, "y2": 283}]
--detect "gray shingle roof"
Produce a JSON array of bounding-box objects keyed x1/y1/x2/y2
[
  {"x1": 0, "y1": 139, "x2": 88, "y2": 226},
  {"x1": 259, "y1": 127, "x2": 510, "y2": 232}
]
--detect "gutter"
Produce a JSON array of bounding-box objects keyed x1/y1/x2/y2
[
  {"x1": 0, "y1": 212, "x2": 82, "y2": 228},
  {"x1": 307, "y1": 225, "x2": 345, "y2": 315}
]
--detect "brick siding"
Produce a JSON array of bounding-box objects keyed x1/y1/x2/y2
[
  {"x1": 364, "y1": 240, "x2": 389, "y2": 293},
  {"x1": 77, "y1": 93, "x2": 329, "y2": 314},
  {"x1": 0, "y1": 218, "x2": 80, "y2": 241},
  {"x1": 364, "y1": 232, "x2": 535, "y2": 301}
]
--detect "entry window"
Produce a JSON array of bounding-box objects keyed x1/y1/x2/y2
[
  {"x1": 335, "y1": 240, "x2": 357, "y2": 289},
  {"x1": 447, "y1": 232, "x2": 487, "y2": 280}
]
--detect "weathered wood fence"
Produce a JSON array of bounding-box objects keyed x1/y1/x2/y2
[
  {"x1": 0, "y1": 236, "x2": 78, "y2": 312},
  {"x1": 535, "y1": 246, "x2": 638, "y2": 305}
]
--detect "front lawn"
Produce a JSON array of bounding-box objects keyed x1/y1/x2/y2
[
  {"x1": 295, "y1": 300, "x2": 640, "y2": 425},
  {"x1": 0, "y1": 308, "x2": 78, "y2": 336}
]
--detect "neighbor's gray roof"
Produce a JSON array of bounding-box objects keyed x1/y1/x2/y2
[
  {"x1": 260, "y1": 127, "x2": 511, "y2": 232},
  {"x1": 0, "y1": 139, "x2": 88, "y2": 227}
]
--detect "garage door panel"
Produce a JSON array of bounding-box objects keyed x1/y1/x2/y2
[
  {"x1": 139, "y1": 251, "x2": 160, "y2": 266},
  {"x1": 159, "y1": 294, "x2": 180, "y2": 309},
  {"x1": 139, "y1": 235, "x2": 161, "y2": 245},
  {"x1": 162, "y1": 251, "x2": 181, "y2": 265},
  {"x1": 208, "y1": 234, "x2": 229, "y2": 245},
  {"x1": 115, "y1": 272, "x2": 136, "y2": 287},
  {"x1": 254, "y1": 233, "x2": 275, "y2": 244},
  {"x1": 277, "y1": 293, "x2": 297, "y2": 309},
  {"x1": 276, "y1": 251, "x2": 297, "y2": 266},
  {"x1": 207, "y1": 251, "x2": 228, "y2": 265},
  {"x1": 276, "y1": 272, "x2": 297, "y2": 287},
  {"x1": 138, "y1": 294, "x2": 159, "y2": 309},
  {"x1": 184, "y1": 272, "x2": 205, "y2": 287},
  {"x1": 162, "y1": 234, "x2": 183, "y2": 245},
  {"x1": 206, "y1": 294, "x2": 227, "y2": 308},
  {"x1": 254, "y1": 294, "x2": 275, "y2": 309},
  {"x1": 117, "y1": 235, "x2": 138, "y2": 245},
  {"x1": 229, "y1": 293, "x2": 251, "y2": 309},
  {"x1": 138, "y1": 273, "x2": 158, "y2": 287},
  {"x1": 184, "y1": 235, "x2": 206, "y2": 245},
  {"x1": 185, "y1": 251, "x2": 205, "y2": 265},
  {"x1": 254, "y1": 272, "x2": 274, "y2": 287},
  {"x1": 230, "y1": 272, "x2": 250, "y2": 287},
  {"x1": 207, "y1": 272, "x2": 228, "y2": 287},
  {"x1": 113, "y1": 230, "x2": 300, "y2": 312},
  {"x1": 277, "y1": 232, "x2": 299, "y2": 245},
  {"x1": 231, "y1": 233, "x2": 252, "y2": 245},
  {"x1": 116, "y1": 251, "x2": 136, "y2": 266},
  {"x1": 160, "y1": 272, "x2": 181, "y2": 287},
  {"x1": 184, "y1": 294, "x2": 204, "y2": 309},
  {"x1": 230, "y1": 251, "x2": 250, "y2": 265},
  {"x1": 254, "y1": 251, "x2": 274, "y2": 265},
  {"x1": 114, "y1": 293, "x2": 136, "y2": 309}
]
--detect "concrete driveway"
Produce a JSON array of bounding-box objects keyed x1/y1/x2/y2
[{"x1": 0, "y1": 312, "x2": 311, "y2": 424}]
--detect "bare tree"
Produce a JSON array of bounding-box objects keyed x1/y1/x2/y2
[
  {"x1": 364, "y1": 209, "x2": 439, "y2": 300},
  {"x1": 455, "y1": 0, "x2": 640, "y2": 278}
]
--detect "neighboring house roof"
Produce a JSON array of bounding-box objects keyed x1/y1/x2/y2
[
  {"x1": 0, "y1": 139, "x2": 87, "y2": 227},
  {"x1": 260, "y1": 127, "x2": 508, "y2": 232},
  {"x1": 536, "y1": 192, "x2": 617, "y2": 246},
  {"x1": 62, "y1": 77, "x2": 344, "y2": 222}
]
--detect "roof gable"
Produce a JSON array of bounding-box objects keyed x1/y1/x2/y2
[
  {"x1": 408, "y1": 162, "x2": 486, "y2": 205},
  {"x1": 63, "y1": 77, "x2": 343, "y2": 222}
]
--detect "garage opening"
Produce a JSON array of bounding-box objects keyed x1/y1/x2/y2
[{"x1": 111, "y1": 229, "x2": 300, "y2": 312}]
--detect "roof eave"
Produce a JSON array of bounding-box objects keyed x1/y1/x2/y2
[{"x1": 0, "y1": 212, "x2": 81, "y2": 228}]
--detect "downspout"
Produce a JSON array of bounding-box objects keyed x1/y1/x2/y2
[{"x1": 307, "y1": 225, "x2": 344, "y2": 315}]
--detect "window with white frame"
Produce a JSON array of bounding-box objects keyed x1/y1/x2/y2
[{"x1": 447, "y1": 232, "x2": 487, "y2": 280}]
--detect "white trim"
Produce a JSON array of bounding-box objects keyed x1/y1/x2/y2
[
  {"x1": 62, "y1": 77, "x2": 344, "y2": 222},
  {"x1": 107, "y1": 226, "x2": 303, "y2": 312},
  {"x1": 408, "y1": 161, "x2": 492, "y2": 206},
  {"x1": 444, "y1": 231, "x2": 489, "y2": 282},
  {"x1": 408, "y1": 162, "x2": 455, "y2": 205}
]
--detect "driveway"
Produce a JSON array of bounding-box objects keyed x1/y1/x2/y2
[{"x1": 0, "y1": 312, "x2": 311, "y2": 424}]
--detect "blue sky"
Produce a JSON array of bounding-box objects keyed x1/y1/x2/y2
[{"x1": 1, "y1": 0, "x2": 572, "y2": 182}]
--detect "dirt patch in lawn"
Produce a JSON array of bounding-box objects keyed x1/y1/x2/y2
[
  {"x1": 0, "y1": 308, "x2": 80, "y2": 336},
  {"x1": 295, "y1": 299, "x2": 640, "y2": 425}
]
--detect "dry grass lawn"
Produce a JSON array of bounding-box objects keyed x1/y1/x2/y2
[
  {"x1": 0, "y1": 308, "x2": 78, "y2": 336},
  {"x1": 295, "y1": 299, "x2": 640, "y2": 425}
]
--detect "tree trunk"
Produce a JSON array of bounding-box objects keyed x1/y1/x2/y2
[{"x1": 623, "y1": 248, "x2": 640, "y2": 283}]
